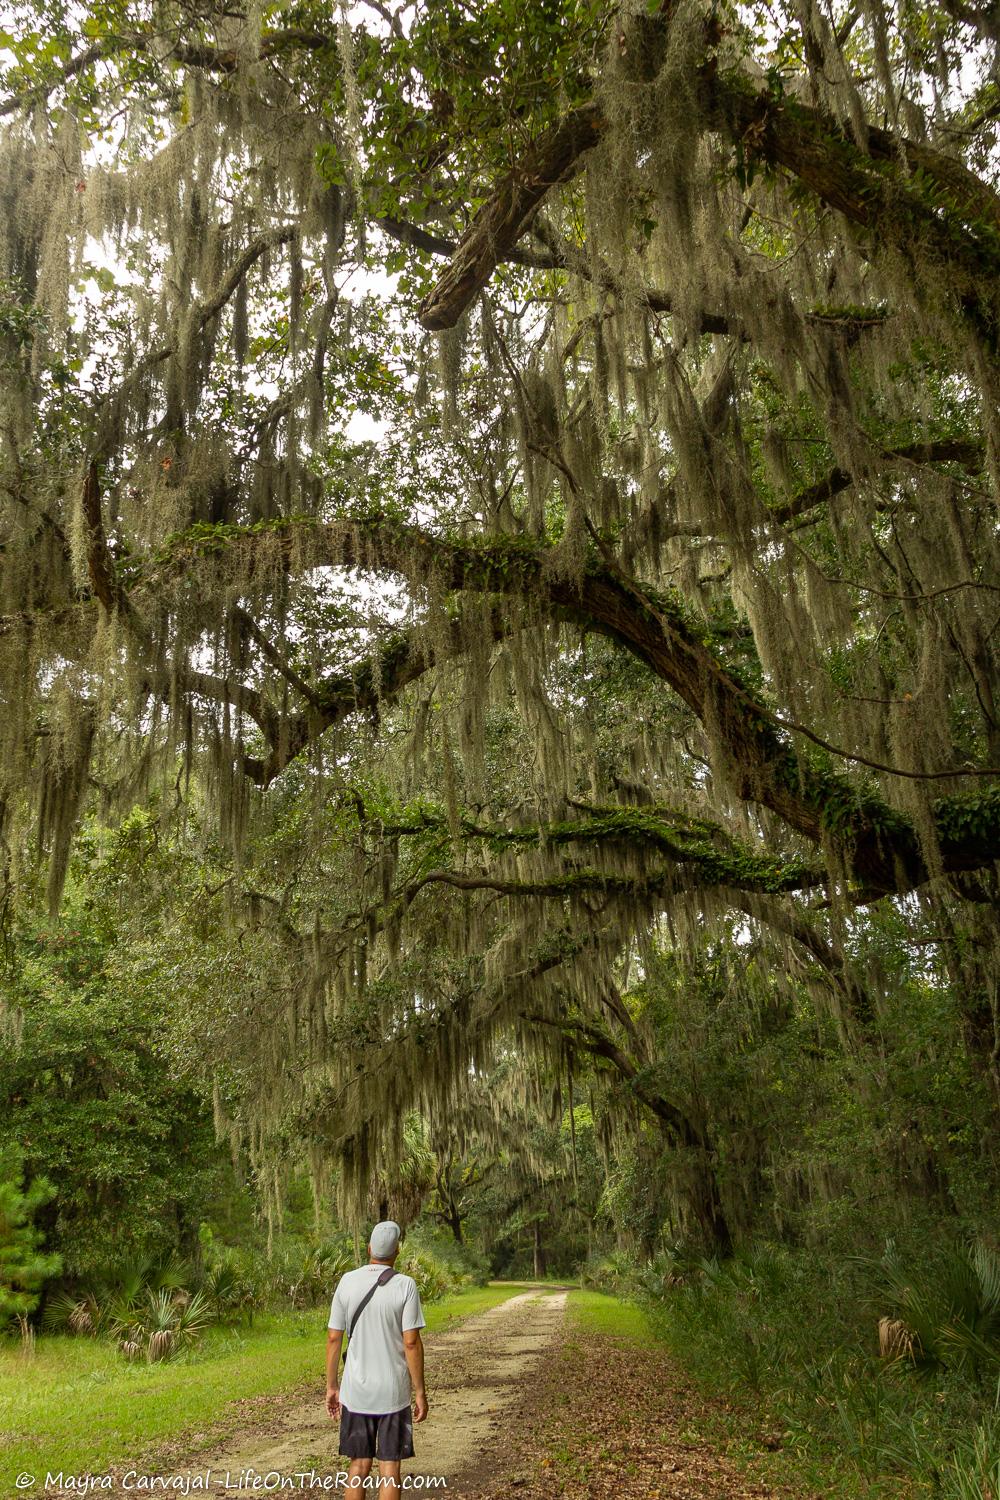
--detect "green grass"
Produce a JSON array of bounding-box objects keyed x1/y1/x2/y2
[
  {"x1": 567, "y1": 1287, "x2": 657, "y2": 1344},
  {"x1": 514, "y1": 1282, "x2": 996, "y2": 1498},
  {"x1": 0, "y1": 1283, "x2": 519, "y2": 1488}
]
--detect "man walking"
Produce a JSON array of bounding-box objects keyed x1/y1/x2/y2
[{"x1": 326, "y1": 1220, "x2": 429, "y2": 1494}]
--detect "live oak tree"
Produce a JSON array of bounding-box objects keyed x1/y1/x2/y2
[{"x1": 0, "y1": 0, "x2": 997, "y2": 1239}]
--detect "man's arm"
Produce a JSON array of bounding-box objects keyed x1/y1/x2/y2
[
  {"x1": 403, "y1": 1328, "x2": 428, "y2": 1421},
  {"x1": 326, "y1": 1328, "x2": 344, "y2": 1418}
]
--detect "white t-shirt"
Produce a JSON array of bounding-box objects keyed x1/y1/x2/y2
[{"x1": 328, "y1": 1264, "x2": 426, "y2": 1415}]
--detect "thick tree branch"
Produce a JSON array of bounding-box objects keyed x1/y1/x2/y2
[
  {"x1": 382, "y1": 801, "x2": 821, "y2": 898},
  {"x1": 401, "y1": 852, "x2": 813, "y2": 904},
  {"x1": 141, "y1": 514, "x2": 1000, "y2": 894},
  {"x1": 521, "y1": 1007, "x2": 704, "y2": 1145},
  {"x1": 377, "y1": 213, "x2": 735, "y2": 335},
  {"x1": 179, "y1": 602, "x2": 518, "y2": 785},
  {"x1": 417, "y1": 47, "x2": 1000, "y2": 340},
  {"x1": 81, "y1": 462, "x2": 124, "y2": 615},
  {"x1": 734, "y1": 894, "x2": 874, "y2": 1024},
  {"x1": 417, "y1": 103, "x2": 605, "y2": 331}
]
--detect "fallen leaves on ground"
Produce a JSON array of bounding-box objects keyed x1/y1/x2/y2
[{"x1": 461, "y1": 1327, "x2": 808, "y2": 1500}]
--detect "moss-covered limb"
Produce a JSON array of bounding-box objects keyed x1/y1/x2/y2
[
  {"x1": 520, "y1": 1005, "x2": 698, "y2": 1139},
  {"x1": 174, "y1": 666, "x2": 280, "y2": 745},
  {"x1": 416, "y1": 37, "x2": 1000, "y2": 339},
  {"x1": 379, "y1": 213, "x2": 735, "y2": 335},
  {"x1": 733, "y1": 894, "x2": 874, "y2": 1025},
  {"x1": 101, "y1": 225, "x2": 298, "y2": 423},
  {"x1": 0, "y1": 26, "x2": 336, "y2": 119},
  {"x1": 263, "y1": 606, "x2": 516, "y2": 784},
  {"x1": 378, "y1": 798, "x2": 821, "y2": 896},
  {"x1": 416, "y1": 102, "x2": 606, "y2": 331},
  {"x1": 162, "y1": 585, "x2": 514, "y2": 784},
  {"x1": 713, "y1": 89, "x2": 1000, "y2": 357},
  {"x1": 865, "y1": 123, "x2": 1000, "y2": 236},
  {"x1": 142, "y1": 513, "x2": 996, "y2": 893},
  {"x1": 81, "y1": 462, "x2": 126, "y2": 616},
  {"x1": 229, "y1": 606, "x2": 323, "y2": 713},
  {"x1": 379, "y1": 799, "x2": 722, "y2": 850},
  {"x1": 519, "y1": 1003, "x2": 736, "y2": 1248},
  {"x1": 769, "y1": 438, "x2": 986, "y2": 526},
  {"x1": 298, "y1": 926, "x2": 598, "y2": 1151},
  {"x1": 401, "y1": 850, "x2": 813, "y2": 902}
]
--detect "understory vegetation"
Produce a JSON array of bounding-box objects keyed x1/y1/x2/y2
[{"x1": 586, "y1": 1244, "x2": 1000, "y2": 1494}]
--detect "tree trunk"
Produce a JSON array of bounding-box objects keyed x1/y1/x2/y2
[
  {"x1": 532, "y1": 1221, "x2": 546, "y2": 1278},
  {"x1": 688, "y1": 1153, "x2": 734, "y2": 1257}
]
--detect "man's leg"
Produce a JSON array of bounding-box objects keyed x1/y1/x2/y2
[
  {"x1": 375, "y1": 1459, "x2": 400, "y2": 1499},
  {"x1": 340, "y1": 1407, "x2": 378, "y2": 1490},
  {"x1": 374, "y1": 1405, "x2": 411, "y2": 1497},
  {"x1": 347, "y1": 1458, "x2": 373, "y2": 1492}
]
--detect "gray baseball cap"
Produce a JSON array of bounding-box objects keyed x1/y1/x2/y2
[{"x1": 369, "y1": 1219, "x2": 401, "y2": 1258}]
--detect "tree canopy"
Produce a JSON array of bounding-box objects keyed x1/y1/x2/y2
[{"x1": 0, "y1": 0, "x2": 997, "y2": 1234}]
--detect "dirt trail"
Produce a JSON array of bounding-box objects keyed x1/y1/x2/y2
[{"x1": 167, "y1": 1289, "x2": 566, "y2": 1495}]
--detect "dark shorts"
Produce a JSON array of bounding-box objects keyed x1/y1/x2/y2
[{"x1": 339, "y1": 1404, "x2": 414, "y2": 1461}]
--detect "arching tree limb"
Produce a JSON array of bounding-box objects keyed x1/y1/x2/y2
[
  {"x1": 769, "y1": 439, "x2": 986, "y2": 526},
  {"x1": 143, "y1": 514, "x2": 1000, "y2": 894}
]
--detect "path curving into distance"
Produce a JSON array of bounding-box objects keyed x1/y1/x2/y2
[{"x1": 162, "y1": 1289, "x2": 567, "y2": 1495}]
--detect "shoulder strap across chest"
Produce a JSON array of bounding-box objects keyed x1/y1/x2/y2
[{"x1": 347, "y1": 1266, "x2": 397, "y2": 1338}]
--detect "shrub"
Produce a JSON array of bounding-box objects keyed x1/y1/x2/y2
[
  {"x1": 405, "y1": 1224, "x2": 489, "y2": 1287},
  {"x1": 110, "y1": 1287, "x2": 212, "y2": 1362},
  {"x1": 856, "y1": 1238, "x2": 1000, "y2": 1375},
  {"x1": 397, "y1": 1245, "x2": 461, "y2": 1303},
  {"x1": 202, "y1": 1252, "x2": 258, "y2": 1325},
  {"x1": 273, "y1": 1238, "x2": 355, "y2": 1309}
]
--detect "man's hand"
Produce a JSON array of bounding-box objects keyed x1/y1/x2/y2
[
  {"x1": 413, "y1": 1389, "x2": 429, "y2": 1423},
  {"x1": 326, "y1": 1385, "x2": 341, "y2": 1420}
]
